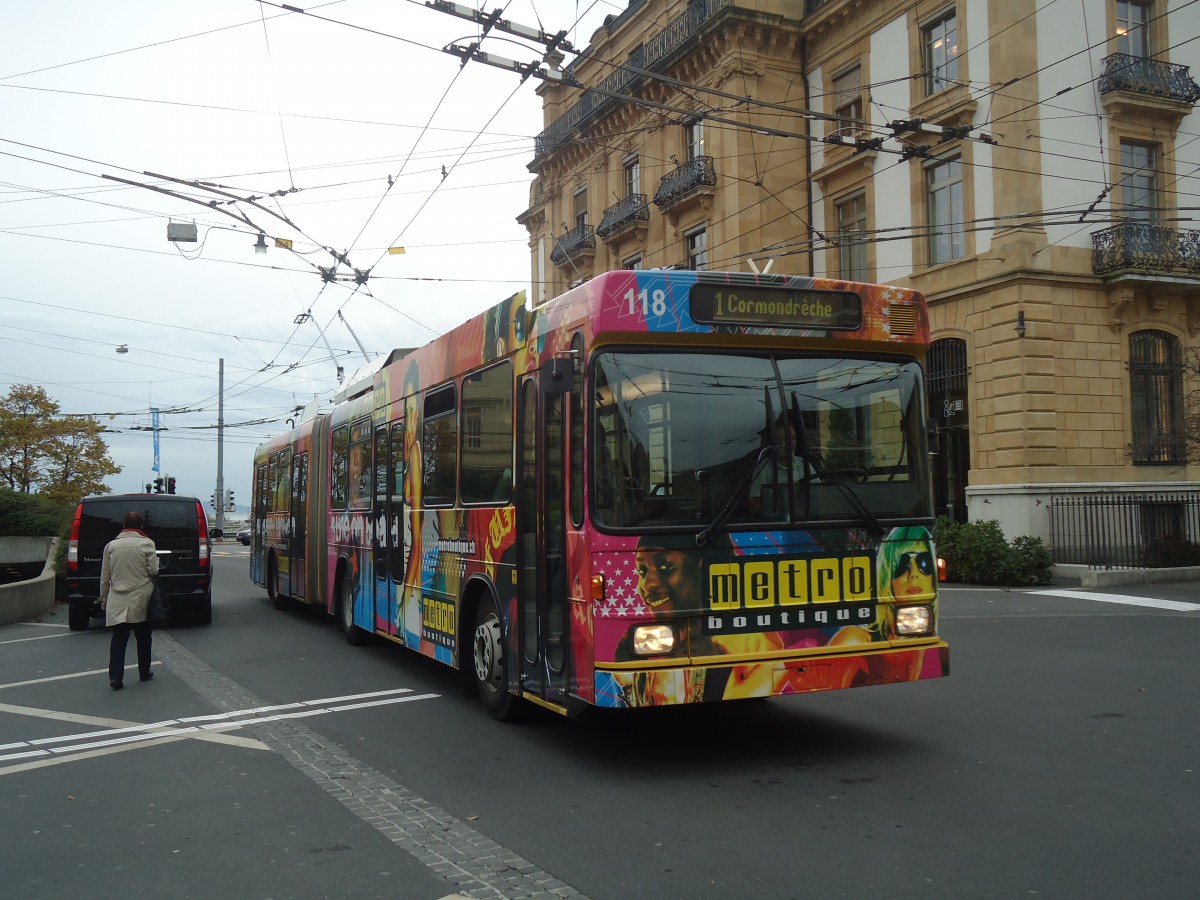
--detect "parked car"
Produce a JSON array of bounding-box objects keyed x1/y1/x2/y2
[
  {"x1": 65, "y1": 493, "x2": 214, "y2": 630},
  {"x1": 236, "y1": 526, "x2": 251, "y2": 545}
]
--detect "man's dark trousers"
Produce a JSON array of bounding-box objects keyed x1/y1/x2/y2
[{"x1": 109, "y1": 622, "x2": 152, "y2": 683}]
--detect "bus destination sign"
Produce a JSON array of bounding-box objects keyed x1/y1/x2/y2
[{"x1": 690, "y1": 284, "x2": 862, "y2": 331}]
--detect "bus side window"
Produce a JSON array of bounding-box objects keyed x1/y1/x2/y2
[
  {"x1": 423, "y1": 385, "x2": 458, "y2": 507},
  {"x1": 460, "y1": 361, "x2": 513, "y2": 505},
  {"x1": 331, "y1": 425, "x2": 349, "y2": 509},
  {"x1": 391, "y1": 421, "x2": 405, "y2": 503}
]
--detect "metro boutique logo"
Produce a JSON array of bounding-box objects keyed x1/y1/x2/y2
[{"x1": 701, "y1": 554, "x2": 876, "y2": 635}]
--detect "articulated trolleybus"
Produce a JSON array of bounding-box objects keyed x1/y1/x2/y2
[{"x1": 252, "y1": 270, "x2": 948, "y2": 720}]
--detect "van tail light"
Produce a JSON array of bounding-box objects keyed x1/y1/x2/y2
[
  {"x1": 67, "y1": 503, "x2": 83, "y2": 572},
  {"x1": 196, "y1": 500, "x2": 210, "y2": 567}
]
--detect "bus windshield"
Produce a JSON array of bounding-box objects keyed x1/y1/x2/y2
[{"x1": 593, "y1": 350, "x2": 931, "y2": 530}]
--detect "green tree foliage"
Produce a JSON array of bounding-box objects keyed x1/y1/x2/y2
[
  {"x1": 935, "y1": 517, "x2": 1053, "y2": 586},
  {"x1": 0, "y1": 384, "x2": 120, "y2": 506},
  {"x1": 0, "y1": 488, "x2": 69, "y2": 537}
]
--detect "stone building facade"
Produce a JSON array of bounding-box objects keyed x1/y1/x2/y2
[{"x1": 518, "y1": 0, "x2": 1200, "y2": 556}]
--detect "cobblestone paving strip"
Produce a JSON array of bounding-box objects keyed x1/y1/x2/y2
[{"x1": 156, "y1": 632, "x2": 588, "y2": 900}]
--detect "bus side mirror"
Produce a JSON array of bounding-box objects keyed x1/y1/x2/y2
[
  {"x1": 927, "y1": 418, "x2": 940, "y2": 455},
  {"x1": 540, "y1": 358, "x2": 574, "y2": 394}
]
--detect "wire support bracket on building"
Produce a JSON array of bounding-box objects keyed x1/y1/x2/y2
[{"x1": 426, "y1": 1, "x2": 574, "y2": 51}]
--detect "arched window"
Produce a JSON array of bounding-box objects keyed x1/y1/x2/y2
[{"x1": 1129, "y1": 330, "x2": 1186, "y2": 464}]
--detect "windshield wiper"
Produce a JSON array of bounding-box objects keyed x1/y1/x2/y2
[
  {"x1": 697, "y1": 387, "x2": 777, "y2": 546},
  {"x1": 696, "y1": 444, "x2": 774, "y2": 547},
  {"x1": 791, "y1": 392, "x2": 884, "y2": 538}
]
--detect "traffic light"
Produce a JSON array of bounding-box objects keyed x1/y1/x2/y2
[
  {"x1": 154, "y1": 477, "x2": 164, "y2": 494},
  {"x1": 145, "y1": 483, "x2": 153, "y2": 493},
  {"x1": 225, "y1": 488, "x2": 235, "y2": 510},
  {"x1": 167, "y1": 477, "x2": 176, "y2": 494},
  {"x1": 210, "y1": 491, "x2": 217, "y2": 508}
]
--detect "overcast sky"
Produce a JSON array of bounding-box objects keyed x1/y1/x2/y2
[{"x1": 2, "y1": 0, "x2": 617, "y2": 517}]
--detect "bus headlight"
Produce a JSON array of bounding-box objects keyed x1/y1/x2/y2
[
  {"x1": 630, "y1": 623, "x2": 676, "y2": 656},
  {"x1": 894, "y1": 605, "x2": 933, "y2": 636}
]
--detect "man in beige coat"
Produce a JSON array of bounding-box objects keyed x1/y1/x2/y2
[{"x1": 100, "y1": 510, "x2": 159, "y2": 689}]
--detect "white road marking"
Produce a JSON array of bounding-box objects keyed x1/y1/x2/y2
[
  {"x1": 1031, "y1": 588, "x2": 1200, "y2": 612},
  {"x1": 0, "y1": 687, "x2": 439, "y2": 763},
  {"x1": 0, "y1": 631, "x2": 81, "y2": 645},
  {"x1": 0, "y1": 731, "x2": 249, "y2": 777},
  {"x1": 0, "y1": 700, "x2": 269, "y2": 755},
  {"x1": 1, "y1": 686, "x2": 421, "y2": 750},
  {"x1": 0, "y1": 663, "x2": 161, "y2": 691}
]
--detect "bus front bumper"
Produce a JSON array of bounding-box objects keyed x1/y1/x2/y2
[{"x1": 593, "y1": 642, "x2": 949, "y2": 709}]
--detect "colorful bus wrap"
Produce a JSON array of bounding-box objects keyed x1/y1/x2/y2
[{"x1": 252, "y1": 271, "x2": 948, "y2": 720}]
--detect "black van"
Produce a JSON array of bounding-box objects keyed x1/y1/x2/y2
[{"x1": 66, "y1": 493, "x2": 214, "y2": 630}]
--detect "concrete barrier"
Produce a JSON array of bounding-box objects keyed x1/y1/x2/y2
[
  {"x1": 1053, "y1": 562, "x2": 1200, "y2": 588},
  {"x1": 0, "y1": 536, "x2": 59, "y2": 627}
]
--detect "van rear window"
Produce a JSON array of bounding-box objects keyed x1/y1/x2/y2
[{"x1": 80, "y1": 499, "x2": 197, "y2": 543}]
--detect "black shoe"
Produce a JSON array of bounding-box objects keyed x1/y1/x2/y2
[
  {"x1": 140, "y1": 672, "x2": 154, "y2": 682},
  {"x1": 110, "y1": 680, "x2": 123, "y2": 690}
]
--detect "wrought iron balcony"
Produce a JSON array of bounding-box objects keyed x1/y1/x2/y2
[
  {"x1": 652, "y1": 156, "x2": 716, "y2": 210},
  {"x1": 1091, "y1": 222, "x2": 1200, "y2": 277},
  {"x1": 1098, "y1": 53, "x2": 1200, "y2": 105},
  {"x1": 550, "y1": 224, "x2": 596, "y2": 267},
  {"x1": 533, "y1": 0, "x2": 732, "y2": 159},
  {"x1": 596, "y1": 193, "x2": 649, "y2": 240}
]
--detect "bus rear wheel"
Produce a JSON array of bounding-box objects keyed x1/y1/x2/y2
[
  {"x1": 339, "y1": 574, "x2": 369, "y2": 646},
  {"x1": 473, "y1": 599, "x2": 516, "y2": 721},
  {"x1": 268, "y1": 554, "x2": 289, "y2": 611}
]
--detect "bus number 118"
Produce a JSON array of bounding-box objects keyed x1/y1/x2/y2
[{"x1": 626, "y1": 287, "x2": 668, "y2": 318}]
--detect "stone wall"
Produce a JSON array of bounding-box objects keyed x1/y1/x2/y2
[{"x1": 0, "y1": 536, "x2": 58, "y2": 627}]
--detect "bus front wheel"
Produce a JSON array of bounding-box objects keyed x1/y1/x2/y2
[{"x1": 473, "y1": 599, "x2": 516, "y2": 721}]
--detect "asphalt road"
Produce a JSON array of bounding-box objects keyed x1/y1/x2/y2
[{"x1": 1, "y1": 544, "x2": 1197, "y2": 900}]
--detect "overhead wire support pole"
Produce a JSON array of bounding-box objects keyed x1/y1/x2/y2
[{"x1": 215, "y1": 358, "x2": 225, "y2": 533}]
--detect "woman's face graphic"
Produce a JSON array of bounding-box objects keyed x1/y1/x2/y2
[
  {"x1": 890, "y1": 549, "x2": 934, "y2": 598},
  {"x1": 636, "y1": 548, "x2": 700, "y2": 614}
]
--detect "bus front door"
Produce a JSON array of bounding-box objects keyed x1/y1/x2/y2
[{"x1": 517, "y1": 376, "x2": 570, "y2": 706}]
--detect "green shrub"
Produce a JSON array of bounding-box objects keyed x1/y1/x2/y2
[
  {"x1": 1007, "y1": 534, "x2": 1054, "y2": 586},
  {"x1": 935, "y1": 516, "x2": 1053, "y2": 586},
  {"x1": 0, "y1": 489, "x2": 70, "y2": 537}
]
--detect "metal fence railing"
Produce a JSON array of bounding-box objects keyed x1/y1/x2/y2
[{"x1": 1050, "y1": 492, "x2": 1200, "y2": 569}]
